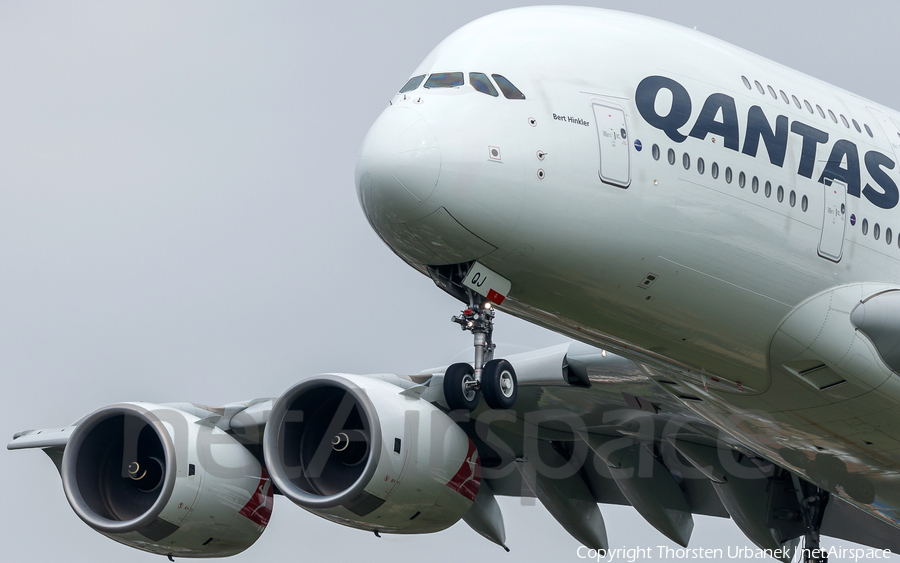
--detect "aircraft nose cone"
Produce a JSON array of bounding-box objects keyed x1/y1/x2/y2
[{"x1": 356, "y1": 107, "x2": 441, "y2": 225}]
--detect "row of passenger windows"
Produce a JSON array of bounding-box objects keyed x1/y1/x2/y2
[
  {"x1": 856, "y1": 216, "x2": 900, "y2": 249},
  {"x1": 650, "y1": 143, "x2": 809, "y2": 211},
  {"x1": 649, "y1": 142, "x2": 900, "y2": 250},
  {"x1": 741, "y1": 75, "x2": 874, "y2": 138},
  {"x1": 399, "y1": 72, "x2": 526, "y2": 99}
]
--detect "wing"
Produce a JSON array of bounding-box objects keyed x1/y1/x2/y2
[{"x1": 9, "y1": 342, "x2": 899, "y2": 560}]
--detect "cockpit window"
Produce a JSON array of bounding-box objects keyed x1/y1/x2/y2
[
  {"x1": 425, "y1": 72, "x2": 464, "y2": 89},
  {"x1": 399, "y1": 75, "x2": 425, "y2": 93},
  {"x1": 469, "y1": 73, "x2": 498, "y2": 97},
  {"x1": 491, "y1": 74, "x2": 526, "y2": 100}
]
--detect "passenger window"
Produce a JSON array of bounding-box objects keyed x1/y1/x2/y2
[
  {"x1": 765, "y1": 181, "x2": 772, "y2": 198},
  {"x1": 469, "y1": 73, "x2": 498, "y2": 96},
  {"x1": 792, "y1": 95, "x2": 802, "y2": 109},
  {"x1": 652, "y1": 144, "x2": 660, "y2": 160},
  {"x1": 888, "y1": 228, "x2": 894, "y2": 245},
  {"x1": 742, "y1": 76, "x2": 751, "y2": 89},
  {"x1": 865, "y1": 124, "x2": 874, "y2": 137},
  {"x1": 840, "y1": 114, "x2": 850, "y2": 128},
  {"x1": 852, "y1": 119, "x2": 861, "y2": 133},
  {"x1": 767, "y1": 85, "x2": 777, "y2": 99},
  {"x1": 805, "y1": 100, "x2": 814, "y2": 114},
  {"x1": 752, "y1": 176, "x2": 759, "y2": 193},
  {"x1": 725, "y1": 167, "x2": 733, "y2": 184},
  {"x1": 875, "y1": 223, "x2": 882, "y2": 240},
  {"x1": 862, "y1": 218, "x2": 869, "y2": 235},
  {"x1": 400, "y1": 75, "x2": 426, "y2": 93},
  {"x1": 711, "y1": 162, "x2": 719, "y2": 179},
  {"x1": 828, "y1": 109, "x2": 837, "y2": 123},
  {"x1": 802, "y1": 195, "x2": 808, "y2": 211},
  {"x1": 491, "y1": 75, "x2": 526, "y2": 99},
  {"x1": 682, "y1": 153, "x2": 690, "y2": 170},
  {"x1": 697, "y1": 157, "x2": 705, "y2": 174},
  {"x1": 739, "y1": 171, "x2": 746, "y2": 188},
  {"x1": 790, "y1": 190, "x2": 796, "y2": 207},
  {"x1": 755, "y1": 80, "x2": 765, "y2": 94},
  {"x1": 777, "y1": 185, "x2": 784, "y2": 202},
  {"x1": 780, "y1": 90, "x2": 789, "y2": 104},
  {"x1": 667, "y1": 148, "x2": 676, "y2": 165},
  {"x1": 425, "y1": 73, "x2": 464, "y2": 88},
  {"x1": 816, "y1": 104, "x2": 825, "y2": 118}
]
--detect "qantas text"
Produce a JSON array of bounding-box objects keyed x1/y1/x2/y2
[{"x1": 635, "y1": 75, "x2": 899, "y2": 209}]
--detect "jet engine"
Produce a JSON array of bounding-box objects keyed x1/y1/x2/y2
[
  {"x1": 60, "y1": 403, "x2": 272, "y2": 558},
  {"x1": 264, "y1": 373, "x2": 479, "y2": 533}
]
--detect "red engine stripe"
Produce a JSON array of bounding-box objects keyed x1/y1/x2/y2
[
  {"x1": 238, "y1": 467, "x2": 274, "y2": 527},
  {"x1": 446, "y1": 439, "x2": 481, "y2": 502}
]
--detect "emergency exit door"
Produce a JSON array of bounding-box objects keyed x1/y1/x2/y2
[{"x1": 591, "y1": 101, "x2": 631, "y2": 188}]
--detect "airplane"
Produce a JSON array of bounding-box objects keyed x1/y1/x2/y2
[{"x1": 10, "y1": 6, "x2": 900, "y2": 563}]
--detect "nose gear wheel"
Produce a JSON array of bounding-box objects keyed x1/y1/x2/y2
[
  {"x1": 481, "y1": 359, "x2": 518, "y2": 409},
  {"x1": 443, "y1": 363, "x2": 480, "y2": 411}
]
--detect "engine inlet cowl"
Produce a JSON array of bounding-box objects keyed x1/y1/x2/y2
[
  {"x1": 61, "y1": 404, "x2": 177, "y2": 536},
  {"x1": 264, "y1": 374, "x2": 382, "y2": 510},
  {"x1": 58, "y1": 402, "x2": 271, "y2": 557},
  {"x1": 264, "y1": 373, "x2": 479, "y2": 533}
]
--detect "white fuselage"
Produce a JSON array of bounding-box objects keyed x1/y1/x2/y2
[{"x1": 356, "y1": 7, "x2": 900, "y2": 525}]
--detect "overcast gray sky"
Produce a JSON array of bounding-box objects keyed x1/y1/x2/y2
[{"x1": 3, "y1": 1, "x2": 899, "y2": 561}]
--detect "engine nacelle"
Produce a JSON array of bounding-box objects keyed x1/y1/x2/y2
[
  {"x1": 264, "y1": 374, "x2": 479, "y2": 533},
  {"x1": 61, "y1": 403, "x2": 272, "y2": 558}
]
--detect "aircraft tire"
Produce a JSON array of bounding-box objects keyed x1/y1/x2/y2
[
  {"x1": 481, "y1": 359, "x2": 517, "y2": 409},
  {"x1": 443, "y1": 362, "x2": 479, "y2": 411}
]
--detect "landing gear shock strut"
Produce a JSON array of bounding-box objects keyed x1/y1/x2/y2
[
  {"x1": 442, "y1": 293, "x2": 518, "y2": 411},
  {"x1": 792, "y1": 475, "x2": 830, "y2": 563}
]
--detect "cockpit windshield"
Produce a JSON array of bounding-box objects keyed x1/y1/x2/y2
[
  {"x1": 469, "y1": 73, "x2": 498, "y2": 97},
  {"x1": 399, "y1": 75, "x2": 425, "y2": 93},
  {"x1": 425, "y1": 72, "x2": 464, "y2": 88},
  {"x1": 398, "y1": 72, "x2": 525, "y2": 99},
  {"x1": 491, "y1": 74, "x2": 526, "y2": 99}
]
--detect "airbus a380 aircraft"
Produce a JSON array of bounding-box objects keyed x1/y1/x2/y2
[{"x1": 11, "y1": 6, "x2": 900, "y2": 563}]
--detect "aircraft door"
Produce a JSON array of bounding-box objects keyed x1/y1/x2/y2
[
  {"x1": 591, "y1": 101, "x2": 631, "y2": 188},
  {"x1": 818, "y1": 178, "x2": 847, "y2": 263}
]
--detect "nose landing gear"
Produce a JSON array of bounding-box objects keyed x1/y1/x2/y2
[{"x1": 443, "y1": 299, "x2": 518, "y2": 411}]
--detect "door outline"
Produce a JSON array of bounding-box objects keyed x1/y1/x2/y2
[
  {"x1": 591, "y1": 100, "x2": 631, "y2": 188},
  {"x1": 818, "y1": 177, "x2": 847, "y2": 263}
]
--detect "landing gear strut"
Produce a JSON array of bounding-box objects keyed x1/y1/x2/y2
[
  {"x1": 443, "y1": 295, "x2": 517, "y2": 411},
  {"x1": 792, "y1": 475, "x2": 830, "y2": 563}
]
